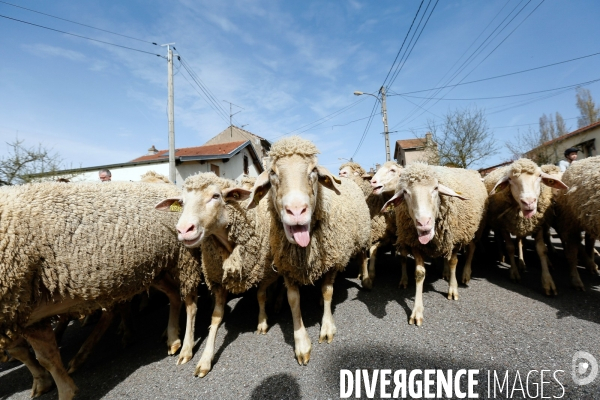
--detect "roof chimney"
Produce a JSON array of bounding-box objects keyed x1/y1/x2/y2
[
  {"x1": 425, "y1": 132, "x2": 433, "y2": 145},
  {"x1": 148, "y1": 145, "x2": 159, "y2": 155}
]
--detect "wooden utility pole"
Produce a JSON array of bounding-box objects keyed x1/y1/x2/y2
[{"x1": 162, "y1": 43, "x2": 176, "y2": 183}]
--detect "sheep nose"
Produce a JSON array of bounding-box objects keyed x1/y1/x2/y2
[
  {"x1": 520, "y1": 197, "x2": 537, "y2": 208},
  {"x1": 416, "y1": 217, "x2": 431, "y2": 227},
  {"x1": 370, "y1": 178, "x2": 378, "y2": 187},
  {"x1": 286, "y1": 205, "x2": 307, "y2": 217},
  {"x1": 177, "y1": 223, "x2": 196, "y2": 236}
]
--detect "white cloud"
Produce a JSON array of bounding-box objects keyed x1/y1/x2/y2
[{"x1": 23, "y1": 44, "x2": 87, "y2": 62}]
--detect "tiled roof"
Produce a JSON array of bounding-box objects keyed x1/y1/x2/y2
[
  {"x1": 530, "y1": 120, "x2": 600, "y2": 152},
  {"x1": 130, "y1": 141, "x2": 247, "y2": 162},
  {"x1": 396, "y1": 138, "x2": 426, "y2": 149}
]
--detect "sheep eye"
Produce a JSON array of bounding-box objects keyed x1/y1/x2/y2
[{"x1": 212, "y1": 194, "x2": 220, "y2": 199}]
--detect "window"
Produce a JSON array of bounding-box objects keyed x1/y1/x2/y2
[
  {"x1": 243, "y1": 155, "x2": 249, "y2": 175},
  {"x1": 210, "y1": 164, "x2": 220, "y2": 176}
]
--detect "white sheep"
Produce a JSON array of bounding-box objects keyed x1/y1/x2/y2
[
  {"x1": 0, "y1": 181, "x2": 201, "y2": 399},
  {"x1": 156, "y1": 172, "x2": 277, "y2": 378},
  {"x1": 484, "y1": 159, "x2": 567, "y2": 295},
  {"x1": 553, "y1": 156, "x2": 600, "y2": 289},
  {"x1": 248, "y1": 136, "x2": 371, "y2": 365},
  {"x1": 383, "y1": 163, "x2": 487, "y2": 326}
]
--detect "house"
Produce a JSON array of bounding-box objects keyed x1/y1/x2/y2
[
  {"x1": 393, "y1": 133, "x2": 436, "y2": 166},
  {"x1": 478, "y1": 160, "x2": 513, "y2": 177},
  {"x1": 525, "y1": 120, "x2": 600, "y2": 164},
  {"x1": 205, "y1": 125, "x2": 271, "y2": 166},
  {"x1": 45, "y1": 132, "x2": 267, "y2": 187}
]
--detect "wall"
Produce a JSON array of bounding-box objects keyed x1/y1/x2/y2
[{"x1": 533, "y1": 125, "x2": 599, "y2": 164}]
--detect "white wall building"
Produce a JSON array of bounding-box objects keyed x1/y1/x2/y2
[{"x1": 52, "y1": 140, "x2": 263, "y2": 187}]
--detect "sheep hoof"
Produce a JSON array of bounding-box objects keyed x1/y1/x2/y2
[
  {"x1": 255, "y1": 322, "x2": 269, "y2": 335},
  {"x1": 398, "y1": 278, "x2": 408, "y2": 289},
  {"x1": 194, "y1": 360, "x2": 212, "y2": 378},
  {"x1": 509, "y1": 269, "x2": 521, "y2": 282},
  {"x1": 67, "y1": 358, "x2": 81, "y2": 374},
  {"x1": 543, "y1": 283, "x2": 558, "y2": 296},
  {"x1": 177, "y1": 352, "x2": 193, "y2": 365},
  {"x1": 361, "y1": 277, "x2": 373, "y2": 290},
  {"x1": 318, "y1": 324, "x2": 336, "y2": 344},
  {"x1": 31, "y1": 371, "x2": 54, "y2": 398},
  {"x1": 447, "y1": 287, "x2": 459, "y2": 301},
  {"x1": 518, "y1": 259, "x2": 527, "y2": 271},
  {"x1": 168, "y1": 339, "x2": 181, "y2": 356},
  {"x1": 294, "y1": 337, "x2": 312, "y2": 365},
  {"x1": 462, "y1": 273, "x2": 471, "y2": 285},
  {"x1": 409, "y1": 308, "x2": 424, "y2": 326},
  {"x1": 295, "y1": 351, "x2": 311, "y2": 366}
]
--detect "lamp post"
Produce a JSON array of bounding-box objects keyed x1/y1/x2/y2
[{"x1": 354, "y1": 87, "x2": 390, "y2": 162}]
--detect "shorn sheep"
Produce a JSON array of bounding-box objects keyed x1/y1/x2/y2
[
  {"x1": 484, "y1": 159, "x2": 567, "y2": 295},
  {"x1": 383, "y1": 163, "x2": 487, "y2": 326},
  {"x1": 248, "y1": 136, "x2": 371, "y2": 365},
  {"x1": 553, "y1": 156, "x2": 600, "y2": 289},
  {"x1": 0, "y1": 181, "x2": 201, "y2": 399},
  {"x1": 156, "y1": 172, "x2": 277, "y2": 378}
]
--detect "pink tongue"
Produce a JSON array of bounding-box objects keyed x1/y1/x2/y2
[
  {"x1": 523, "y1": 209, "x2": 535, "y2": 218},
  {"x1": 418, "y1": 230, "x2": 433, "y2": 244},
  {"x1": 291, "y1": 225, "x2": 310, "y2": 247}
]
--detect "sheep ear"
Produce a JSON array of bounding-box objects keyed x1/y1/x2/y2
[
  {"x1": 247, "y1": 171, "x2": 271, "y2": 209},
  {"x1": 155, "y1": 197, "x2": 183, "y2": 212},
  {"x1": 223, "y1": 187, "x2": 251, "y2": 202},
  {"x1": 490, "y1": 176, "x2": 509, "y2": 195},
  {"x1": 438, "y1": 184, "x2": 469, "y2": 200},
  {"x1": 381, "y1": 191, "x2": 404, "y2": 212},
  {"x1": 316, "y1": 166, "x2": 341, "y2": 194},
  {"x1": 540, "y1": 172, "x2": 568, "y2": 191},
  {"x1": 361, "y1": 174, "x2": 372, "y2": 181}
]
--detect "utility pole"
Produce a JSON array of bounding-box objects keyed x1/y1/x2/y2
[
  {"x1": 380, "y1": 86, "x2": 391, "y2": 162},
  {"x1": 161, "y1": 43, "x2": 176, "y2": 183}
]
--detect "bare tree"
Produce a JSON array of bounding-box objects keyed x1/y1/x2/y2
[
  {"x1": 575, "y1": 87, "x2": 600, "y2": 128},
  {"x1": 0, "y1": 137, "x2": 71, "y2": 185},
  {"x1": 506, "y1": 112, "x2": 568, "y2": 165},
  {"x1": 423, "y1": 107, "x2": 498, "y2": 169}
]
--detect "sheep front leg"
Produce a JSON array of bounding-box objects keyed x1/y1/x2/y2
[
  {"x1": 517, "y1": 238, "x2": 527, "y2": 271},
  {"x1": 6, "y1": 337, "x2": 54, "y2": 398},
  {"x1": 23, "y1": 323, "x2": 77, "y2": 400},
  {"x1": 285, "y1": 277, "x2": 311, "y2": 365},
  {"x1": 67, "y1": 309, "x2": 114, "y2": 374},
  {"x1": 319, "y1": 270, "x2": 338, "y2": 344},
  {"x1": 462, "y1": 241, "x2": 476, "y2": 284},
  {"x1": 398, "y1": 246, "x2": 409, "y2": 288},
  {"x1": 446, "y1": 252, "x2": 459, "y2": 300},
  {"x1": 256, "y1": 276, "x2": 276, "y2": 334},
  {"x1": 362, "y1": 244, "x2": 377, "y2": 290},
  {"x1": 177, "y1": 292, "x2": 198, "y2": 365},
  {"x1": 501, "y1": 230, "x2": 520, "y2": 282},
  {"x1": 409, "y1": 249, "x2": 425, "y2": 326},
  {"x1": 535, "y1": 230, "x2": 557, "y2": 296},
  {"x1": 152, "y1": 279, "x2": 183, "y2": 355},
  {"x1": 584, "y1": 233, "x2": 599, "y2": 276},
  {"x1": 195, "y1": 286, "x2": 226, "y2": 377}
]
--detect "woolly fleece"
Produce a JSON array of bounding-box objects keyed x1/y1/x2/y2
[
  {"x1": 0, "y1": 182, "x2": 201, "y2": 349},
  {"x1": 183, "y1": 173, "x2": 276, "y2": 294},
  {"x1": 140, "y1": 170, "x2": 171, "y2": 184},
  {"x1": 484, "y1": 159, "x2": 555, "y2": 238},
  {"x1": 394, "y1": 164, "x2": 487, "y2": 258},
  {"x1": 267, "y1": 137, "x2": 371, "y2": 285}
]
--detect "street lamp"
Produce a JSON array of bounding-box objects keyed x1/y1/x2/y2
[{"x1": 354, "y1": 87, "x2": 391, "y2": 162}]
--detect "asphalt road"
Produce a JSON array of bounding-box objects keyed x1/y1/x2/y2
[{"x1": 2, "y1": 236, "x2": 600, "y2": 399}]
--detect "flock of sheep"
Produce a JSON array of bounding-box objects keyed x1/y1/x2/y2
[{"x1": 1, "y1": 136, "x2": 599, "y2": 399}]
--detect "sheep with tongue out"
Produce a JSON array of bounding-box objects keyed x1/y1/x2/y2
[
  {"x1": 483, "y1": 158, "x2": 568, "y2": 295},
  {"x1": 247, "y1": 136, "x2": 371, "y2": 366},
  {"x1": 382, "y1": 163, "x2": 488, "y2": 326}
]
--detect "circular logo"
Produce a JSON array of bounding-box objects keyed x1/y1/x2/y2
[{"x1": 572, "y1": 351, "x2": 598, "y2": 386}]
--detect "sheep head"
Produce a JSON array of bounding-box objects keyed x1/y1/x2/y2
[
  {"x1": 248, "y1": 136, "x2": 340, "y2": 248},
  {"x1": 382, "y1": 165, "x2": 468, "y2": 245},
  {"x1": 490, "y1": 159, "x2": 568, "y2": 219},
  {"x1": 370, "y1": 161, "x2": 403, "y2": 195},
  {"x1": 339, "y1": 162, "x2": 365, "y2": 178},
  {"x1": 155, "y1": 172, "x2": 250, "y2": 248}
]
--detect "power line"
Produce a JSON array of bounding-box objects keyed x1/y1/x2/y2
[
  {"x1": 352, "y1": 99, "x2": 380, "y2": 159},
  {"x1": 0, "y1": 0, "x2": 158, "y2": 45},
  {"x1": 399, "y1": 77, "x2": 600, "y2": 101},
  {"x1": 388, "y1": 51, "x2": 600, "y2": 96},
  {"x1": 0, "y1": 14, "x2": 164, "y2": 57},
  {"x1": 381, "y1": 0, "x2": 425, "y2": 88}
]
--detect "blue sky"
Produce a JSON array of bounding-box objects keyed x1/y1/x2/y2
[{"x1": 1, "y1": 0, "x2": 599, "y2": 172}]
